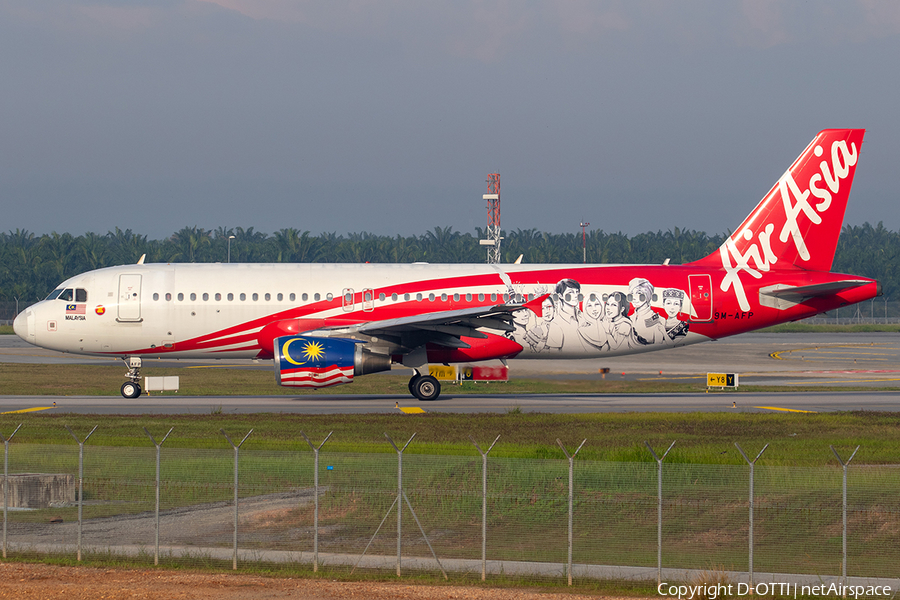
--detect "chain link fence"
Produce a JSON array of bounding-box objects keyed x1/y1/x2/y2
[{"x1": 1, "y1": 431, "x2": 898, "y2": 587}]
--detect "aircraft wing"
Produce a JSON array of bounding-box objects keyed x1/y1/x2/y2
[{"x1": 303, "y1": 295, "x2": 547, "y2": 351}]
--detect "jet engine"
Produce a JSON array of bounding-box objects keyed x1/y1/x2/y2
[{"x1": 273, "y1": 335, "x2": 391, "y2": 388}]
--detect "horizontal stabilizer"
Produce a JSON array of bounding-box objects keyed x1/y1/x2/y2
[{"x1": 759, "y1": 280, "x2": 871, "y2": 310}]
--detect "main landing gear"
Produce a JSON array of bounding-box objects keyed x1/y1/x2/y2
[
  {"x1": 121, "y1": 356, "x2": 142, "y2": 399},
  {"x1": 408, "y1": 372, "x2": 441, "y2": 401}
]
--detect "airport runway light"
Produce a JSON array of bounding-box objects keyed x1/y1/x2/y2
[{"x1": 227, "y1": 235, "x2": 235, "y2": 263}]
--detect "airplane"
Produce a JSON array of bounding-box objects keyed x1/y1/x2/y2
[{"x1": 13, "y1": 129, "x2": 879, "y2": 401}]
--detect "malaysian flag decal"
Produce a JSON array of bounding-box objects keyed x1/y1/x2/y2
[{"x1": 66, "y1": 304, "x2": 86, "y2": 315}]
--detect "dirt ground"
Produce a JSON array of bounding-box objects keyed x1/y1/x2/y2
[{"x1": 0, "y1": 562, "x2": 625, "y2": 600}]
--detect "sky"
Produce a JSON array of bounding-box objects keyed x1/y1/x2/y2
[{"x1": 2, "y1": 1, "x2": 899, "y2": 240}]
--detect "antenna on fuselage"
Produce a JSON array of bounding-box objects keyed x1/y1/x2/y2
[{"x1": 137, "y1": 254, "x2": 146, "y2": 265}]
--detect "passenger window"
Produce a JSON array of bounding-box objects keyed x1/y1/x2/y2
[
  {"x1": 252, "y1": 293, "x2": 258, "y2": 301},
  {"x1": 466, "y1": 293, "x2": 472, "y2": 302},
  {"x1": 314, "y1": 293, "x2": 320, "y2": 301},
  {"x1": 153, "y1": 293, "x2": 159, "y2": 301},
  {"x1": 215, "y1": 293, "x2": 222, "y2": 301},
  {"x1": 166, "y1": 293, "x2": 172, "y2": 301},
  {"x1": 326, "y1": 293, "x2": 333, "y2": 301},
  {"x1": 59, "y1": 289, "x2": 73, "y2": 302},
  {"x1": 344, "y1": 292, "x2": 352, "y2": 303},
  {"x1": 227, "y1": 293, "x2": 234, "y2": 301},
  {"x1": 265, "y1": 293, "x2": 271, "y2": 301},
  {"x1": 302, "y1": 293, "x2": 308, "y2": 301},
  {"x1": 491, "y1": 293, "x2": 497, "y2": 302},
  {"x1": 289, "y1": 293, "x2": 295, "y2": 301},
  {"x1": 440, "y1": 293, "x2": 447, "y2": 301},
  {"x1": 177, "y1": 293, "x2": 184, "y2": 301},
  {"x1": 478, "y1": 293, "x2": 485, "y2": 301},
  {"x1": 277, "y1": 293, "x2": 283, "y2": 301},
  {"x1": 76, "y1": 289, "x2": 87, "y2": 302},
  {"x1": 240, "y1": 293, "x2": 246, "y2": 301},
  {"x1": 202, "y1": 293, "x2": 209, "y2": 301},
  {"x1": 391, "y1": 293, "x2": 398, "y2": 301},
  {"x1": 379, "y1": 293, "x2": 386, "y2": 302},
  {"x1": 190, "y1": 293, "x2": 197, "y2": 301},
  {"x1": 416, "y1": 293, "x2": 422, "y2": 301},
  {"x1": 404, "y1": 293, "x2": 410, "y2": 301},
  {"x1": 454, "y1": 293, "x2": 460, "y2": 302}
]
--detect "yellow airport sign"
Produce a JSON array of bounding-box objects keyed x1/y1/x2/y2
[
  {"x1": 428, "y1": 365, "x2": 459, "y2": 381},
  {"x1": 707, "y1": 373, "x2": 738, "y2": 388}
]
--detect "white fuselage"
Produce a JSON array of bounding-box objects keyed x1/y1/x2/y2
[{"x1": 14, "y1": 262, "x2": 707, "y2": 360}]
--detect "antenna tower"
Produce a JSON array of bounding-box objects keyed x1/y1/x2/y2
[{"x1": 480, "y1": 173, "x2": 502, "y2": 263}]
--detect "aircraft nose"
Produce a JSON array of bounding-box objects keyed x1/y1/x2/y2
[{"x1": 13, "y1": 308, "x2": 34, "y2": 343}]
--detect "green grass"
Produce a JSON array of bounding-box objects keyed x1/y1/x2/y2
[
  {"x1": 0, "y1": 325, "x2": 12, "y2": 334},
  {"x1": 4, "y1": 412, "x2": 899, "y2": 581},
  {"x1": 2, "y1": 411, "x2": 898, "y2": 464}
]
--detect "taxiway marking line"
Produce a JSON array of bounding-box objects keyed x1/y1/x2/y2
[
  {"x1": 754, "y1": 406, "x2": 817, "y2": 413},
  {"x1": 1, "y1": 406, "x2": 55, "y2": 414},
  {"x1": 398, "y1": 407, "x2": 427, "y2": 414}
]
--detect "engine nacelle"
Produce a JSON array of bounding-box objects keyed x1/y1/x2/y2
[{"x1": 273, "y1": 335, "x2": 391, "y2": 388}]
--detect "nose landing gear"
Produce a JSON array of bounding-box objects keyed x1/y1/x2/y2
[{"x1": 121, "y1": 356, "x2": 143, "y2": 399}]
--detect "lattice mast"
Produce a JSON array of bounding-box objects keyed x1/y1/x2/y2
[{"x1": 480, "y1": 173, "x2": 502, "y2": 264}]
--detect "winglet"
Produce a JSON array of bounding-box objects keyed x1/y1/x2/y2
[
  {"x1": 137, "y1": 254, "x2": 146, "y2": 265},
  {"x1": 522, "y1": 293, "x2": 550, "y2": 318}
]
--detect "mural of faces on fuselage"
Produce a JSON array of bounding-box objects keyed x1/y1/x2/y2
[
  {"x1": 583, "y1": 294, "x2": 603, "y2": 321},
  {"x1": 515, "y1": 278, "x2": 691, "y2": 355}
]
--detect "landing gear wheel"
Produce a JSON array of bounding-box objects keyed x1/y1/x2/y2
[
  {"x1": 121, "y1": 382, "x2": 141, "y2": 399},
  {"x1": 408, "y1": 374, "x2": 421, "y2": 396},
  {"x1": 411, "y1": 375, "x2": 441, "y2": 401}
]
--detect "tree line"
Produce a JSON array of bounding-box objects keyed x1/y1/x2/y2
[{"x1": 0, "y1": 223, "x2": 896, "y2": 310}]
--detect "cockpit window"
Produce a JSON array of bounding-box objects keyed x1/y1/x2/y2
[
  {"x1": 75, "y1": 288, "x2": 87, "y2": 302},
  {"x1": 46, "y1": 289, "x2": 63, "y2": 300},
  {"x1": 58, "y1": 289, "x2": 74, "y2": 302}
]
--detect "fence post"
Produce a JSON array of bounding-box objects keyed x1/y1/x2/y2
[
  {"x1": 558, "y1": 439, "x2": 586, "y2": 586},
  {"x1": 65, "y1": 425, "x2": 98, "y2": 562},
  {"x1": 385, "y1": 433, "x2": 416, "y2": 577},
  {"x1": 645, "y1": 440, "x2": 675, "y2": 586},
  {"x1": 1, "y1": 424, "x2": 22, "y2": 559},
  {"x1": 221, "y1": 429, "x2": 253, "y2": 570},
  {"x1": 471, "y1": 435, "x2": 500, "y2": 581},
  {"x1": 301, "y1": 431, "x2": 333, "y2": 573},
  {"x1": 735, "y1": 442, "x2": 768, "y2": 591},
  {"x1": 144, "y1": 427, "x2": 173, "y2": 566},
  {"x1": 831, "y1": 445, "x2": 859, "y2": 595}
]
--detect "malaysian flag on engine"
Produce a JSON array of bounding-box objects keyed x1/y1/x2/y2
[{"x1": 66, "y1": 304, "x2": 85, "y2": 315}]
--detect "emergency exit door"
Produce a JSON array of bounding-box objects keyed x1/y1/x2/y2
[{"x1": 688, "y1": 274, "x2": 713, "y2": 322}]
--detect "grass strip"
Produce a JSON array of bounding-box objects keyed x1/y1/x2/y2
[{"x1": 2, "y1": 410, "x2": 898, "y2": 465}]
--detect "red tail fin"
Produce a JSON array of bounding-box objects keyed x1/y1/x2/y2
[{"x1": 691, "y1": 129, "x2": 865, "y2": 272}]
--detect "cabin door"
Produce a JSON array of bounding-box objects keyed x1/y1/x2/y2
[{"x1": 117, "y1": 274, "x2": 143, "y2": 322}]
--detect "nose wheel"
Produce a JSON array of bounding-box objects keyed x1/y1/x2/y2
[
  {"x1": 121, "y1": 356, "x2": 143, "y2": 399},
  {"x1": 409, "y1": 374, "x2": 441, "y2": 401},
  {"x1": 121, "y1": 381, "x2": 142, "y2": 399}
]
